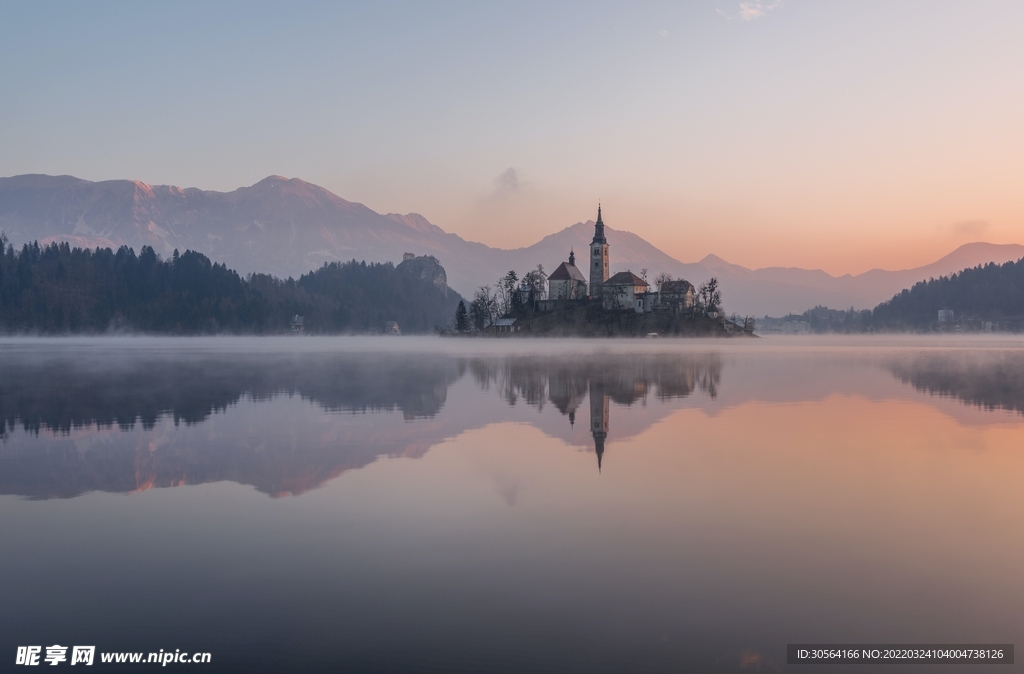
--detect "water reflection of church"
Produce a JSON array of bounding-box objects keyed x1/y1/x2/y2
[
  {"x1": 543, "y1": 371, "x2": 609, "y2": 470},
  {"x1": 545, "y1": 356, "x2": 720, "y2": 473}
]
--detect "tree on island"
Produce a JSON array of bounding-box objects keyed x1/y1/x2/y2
[
  {"x1": 454, "y1": 300, "x2": 469, "y2": 333},
  {"x1": 696, "y1": 277, "x2": 722, "y2": 315},
  {"x1": 470, "y1": 286, "x2": 498, "y2": 330},
  {"x1": 496, "y1": 270, "x2": 518, "y2": 315},
  {"x1": 521, "y1": 264, "x2": 547, "y2": 304},
  {"x1": 655, "y1": 272, "x2": 673, "y2": 291}
]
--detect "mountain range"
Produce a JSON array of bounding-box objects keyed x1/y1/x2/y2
[{"x1": 2, "y1": 173, "x2": 1022, "y2": 316}]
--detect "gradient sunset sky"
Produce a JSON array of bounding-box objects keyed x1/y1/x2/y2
[{"x1": 2, "y1": 1, "x2": 1023, "y2": 275}]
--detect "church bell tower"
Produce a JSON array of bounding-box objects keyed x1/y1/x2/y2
[{"x1": 589, "y1": 205, "x2": 609, "y2": 299}]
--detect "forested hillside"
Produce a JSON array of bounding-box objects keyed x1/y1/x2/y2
[
  {"x1": 870, "y1": 258, "x2": 1024, "y2": 329},
  {"x1": 767, "y1": 257, "x2": 1024, "y2": 332},
  {"x1": 0, "y1": 237, "x2": 461, "y2": 334}
]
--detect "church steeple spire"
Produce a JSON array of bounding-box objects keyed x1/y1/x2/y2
[
  {"x1": 588, "y1": 203, "x2": 610, "y2": 298},
  {"x1": 592, "y1": 204, "x2": 606, "y2": 244},
  {"x1": 569, "y1": 248, "x2": 576, "y2": 266}
]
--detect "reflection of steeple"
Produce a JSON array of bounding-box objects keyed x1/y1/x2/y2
[{"x1": 589, "y1": 381, "x2": 609, "y2": 473}]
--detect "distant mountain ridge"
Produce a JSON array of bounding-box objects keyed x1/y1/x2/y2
[{"x1": 2, "y1": 173, "x2": 1022, "y2": 316}]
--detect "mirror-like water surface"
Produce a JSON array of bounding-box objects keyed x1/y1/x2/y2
[{"x1": 1, "y1": 337, "x2": 1022, "y2": 673}]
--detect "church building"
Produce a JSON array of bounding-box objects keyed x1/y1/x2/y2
[{"x1": 547, "y1": 250, "x2": 588, "y2": 300}]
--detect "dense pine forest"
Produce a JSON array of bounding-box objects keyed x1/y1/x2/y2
[
  {"x1": 769, "y1": 257, "x2": 1024, "y2": 332},
  {"x1": 0, "y1": 237, "x2": 462, "y2": 334},
  {"x1": 870, "y1": 258, "x2": 1024, "y2": 329}
]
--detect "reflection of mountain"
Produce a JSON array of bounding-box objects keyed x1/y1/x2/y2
[
  {"x1": 889, "y1": 353, "x2": 1024, "y2": 416},
  {"x1": 0, "y1": 352, "x2": 464, "y2": 499},
  {"x1": 0, "y1": 404, "x2": 453, "y2": 500}
]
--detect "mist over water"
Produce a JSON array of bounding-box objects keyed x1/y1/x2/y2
[{"x1": 1, "y1": 336, "x2": 1022, "y2": 672}]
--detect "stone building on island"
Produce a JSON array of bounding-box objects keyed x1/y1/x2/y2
[
  {"x1": 602, "y1": 271, "x2": 650, "y2": 312},
  {"x1": 659, "y1": 279, "x2": 695, "y2": 313},
  {"x1": 547, "y1": 250, "x2": 588, "y2": 300}
]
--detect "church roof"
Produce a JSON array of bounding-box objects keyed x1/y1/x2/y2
[
  {"x1": 605, "y1": 271, "x2": 648, "y2": 286},
  {"x1": 549, "y1": 260, "x2": 586, "y2": 282}
]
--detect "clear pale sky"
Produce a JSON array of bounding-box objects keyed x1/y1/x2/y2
[{"x1": 2, "y1": 1, "x2": 1023, "y2": 274}]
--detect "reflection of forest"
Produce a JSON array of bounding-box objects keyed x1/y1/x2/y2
[
  {"x1": 0, "y1": 355, "x2": 463, "y2": 436},
  {"x1": 889, "y1": 353, "x2": 1024, "y2": 415},
  {"x1": 0, "y1": 351, "x2": 722, "y2": 498}
]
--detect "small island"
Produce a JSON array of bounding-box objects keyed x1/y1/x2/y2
[{"x1": 449, "y1": 206, "x2": 755, "y2": 337}]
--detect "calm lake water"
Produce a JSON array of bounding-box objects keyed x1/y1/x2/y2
[{"x1": 1, "y1": 336, "x2": 1022, "y2": 673}]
